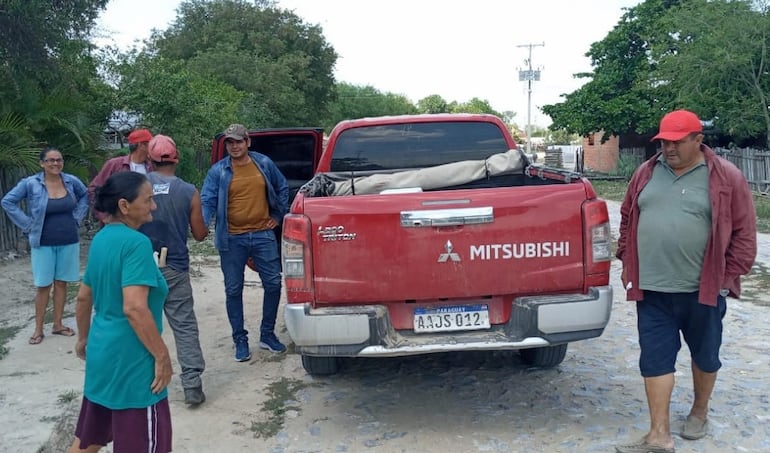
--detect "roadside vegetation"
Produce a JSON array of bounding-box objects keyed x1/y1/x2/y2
[{"x1": 0, "y1": 325, "x2": 22, "y2": 360}]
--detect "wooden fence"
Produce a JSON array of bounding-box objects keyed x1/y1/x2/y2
[
  {"x1": 713, "y1": 147, "x2": 770, "y2": 194},
  {"x1": 0, "y1": 168, "x2": 29, "y2": 255}
]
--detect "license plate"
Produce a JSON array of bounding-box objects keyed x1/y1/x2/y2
[{"x1": 413, "y1": 304, "x2": 491, "y2": 333}]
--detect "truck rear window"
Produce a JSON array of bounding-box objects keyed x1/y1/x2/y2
[{"x1": 329, "y1": 121, "x2": 509, "y2": 172}]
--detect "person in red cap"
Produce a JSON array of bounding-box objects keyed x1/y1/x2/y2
[
  {"x1": 87, "y1": 128, "x2": 154, "y2": 222},
  {"x1": 615, "y1": 109, "x2": 757, "y2": 453},
  {"x1": 138, "y1": 134, "x2": 209, "y2": 405}
]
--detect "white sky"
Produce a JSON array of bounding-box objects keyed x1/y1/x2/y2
[{"x1": 95, "y1": 0, "x2": 642, "y2": 127}]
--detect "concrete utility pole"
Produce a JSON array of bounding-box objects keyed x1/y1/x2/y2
[{"x1": 516, "y1": 42, "x2": 544, "y2": 156}]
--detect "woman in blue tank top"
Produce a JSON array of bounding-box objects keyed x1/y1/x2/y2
[{"x1": 1, "y1": 147, "x2": 88, "y2": 345}]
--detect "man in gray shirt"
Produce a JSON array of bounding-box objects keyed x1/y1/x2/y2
[{"x1": 140, "y1": 134, "x2": 210, "y2": 405}]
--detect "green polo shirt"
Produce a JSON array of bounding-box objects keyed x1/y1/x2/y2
[{"x1": 636, "y1": 156, "x2": 711, "y2": 292}]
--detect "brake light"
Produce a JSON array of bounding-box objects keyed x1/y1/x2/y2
[
  {"x1": 582, "y1": 199, "x2": 611, "y2": 288},
  {"x1": 282, "y1": 214, "x2": 314, "y2": 303}
]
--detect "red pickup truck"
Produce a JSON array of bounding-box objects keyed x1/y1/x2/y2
[{"x1": 276, "y1": 113, "x2": 613, "y2": 375}]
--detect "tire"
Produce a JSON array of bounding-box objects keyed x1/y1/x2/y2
[
  {"x1": 301, "y1": 354, "x2": 339, "y2": 376},
  {"x1": 520, "y1": 343, "x2": 568, "y2": 368}
]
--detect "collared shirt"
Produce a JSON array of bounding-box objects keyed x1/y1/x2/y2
[
  {"x1": 616, "y1": 144, "x2": 757, "y2": 306},
  {"x1": 88, "y1": 154, "x2": 153, "y2": 221}
]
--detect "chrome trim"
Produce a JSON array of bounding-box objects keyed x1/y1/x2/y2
[{"x1": 400, "y1": 206, "x2": 494, "y2": 227}]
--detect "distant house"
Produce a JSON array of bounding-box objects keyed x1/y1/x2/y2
[
  {"x1": 582, "y1": 131, "x2": 620, "y2": 173},
  {"x1": 101, "y1": 110, "x2": 142, "y2": 150}
]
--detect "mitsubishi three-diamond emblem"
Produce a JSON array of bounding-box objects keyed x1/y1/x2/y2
[{"x1": 437, "y1": 240, "x2": 461, "y2": 262}]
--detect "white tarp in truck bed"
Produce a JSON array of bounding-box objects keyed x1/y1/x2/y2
[{"x1": 300, "y1": 149, "x2": 528, "y2": 197}]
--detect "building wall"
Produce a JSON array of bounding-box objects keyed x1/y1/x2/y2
[{"x1": 582, "y1": 132, "x2": 620, "y2": 173}]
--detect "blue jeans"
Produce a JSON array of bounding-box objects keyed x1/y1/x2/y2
[{"x1": 220, "y1": 230, "x2": 282, "y2": 343}]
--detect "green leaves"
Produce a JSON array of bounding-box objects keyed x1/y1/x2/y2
[{"x1": 544, "y1": 0, "x2": 770, "y2": 147}]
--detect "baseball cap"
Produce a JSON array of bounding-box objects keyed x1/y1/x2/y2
[
  {"x1": 127, "y1": 128, "x2": 153, "y2": 144},
  {"x1": 148, "y1": 134, "x2": 179, "y2": 163},
  {"x1": 651, "y1": 109, "x2": 703, "y2": 141},
  {"x1": 223, "y1": 124, "x2": 249, "y2": 141}
]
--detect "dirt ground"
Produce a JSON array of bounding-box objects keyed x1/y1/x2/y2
[{"x1": 1, "y1": 212, "x2": 769, "y2": 452}]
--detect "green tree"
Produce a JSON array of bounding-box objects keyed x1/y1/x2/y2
[
  {"x1": 451, "y1": 98, "x2": 503, "y2": 117},
  {"x1": 151, "y1": 0, "x2": 337, "y2": 128},
  {"x1": 113, "y1": 52, "x2": 245, "y2": 185},
  {"x1": 417, "y1": 95, "x2": 450, "y2": 113},
  {"x1": 325, "y1": 83, "x2": 417, "y2": 131},
  {"x1": 542, "y1": 0, "x2": 683, "y2": 141},
  {"x1": 653, "y1": 0, "x2": 770, "y2": 146},
  {"x1": 0, "y1": 0, "x2": 112, "y2": 175}
]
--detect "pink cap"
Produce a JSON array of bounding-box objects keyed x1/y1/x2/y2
[{"x1": 148, "y1": 134, "x2": 179, "y2": 163}]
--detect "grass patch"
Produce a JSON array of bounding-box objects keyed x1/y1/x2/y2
[
  {"x1": 0, "y1": 325, "x2": 23, "y2": 360},
  {"x1": 249, "y1": 377, "x2": 316, "y2": 439},
  {"x1": 57, "y1": 389, "x2": 80, "y2": 404},
  {"x1": 590, "y1": 179, "x2": 628, "y2": 202},
  {"x1": 754, "y1": 194, "x2": 770, "y2": 234},
  {"x1": 188, "y1": 238, "x2": 218, "y2": 257}
]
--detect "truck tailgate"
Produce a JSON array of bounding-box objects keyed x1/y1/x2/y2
[{"x1": 305, "y1": 183, "x2": 588, "y2": 304}]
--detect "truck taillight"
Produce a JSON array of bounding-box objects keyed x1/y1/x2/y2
[
  {"x1": 282, "y1": 238, "x2": 305, "y2": 277},
  {"x1": 281, "y1": 214, "x2": 313, "y2": 302},
  {"x1": 582, "y1": 199, "x2": 611, "y2": 288},
  {"x1": 591, "y1": 223, "x2": 612, "y2": 262}
]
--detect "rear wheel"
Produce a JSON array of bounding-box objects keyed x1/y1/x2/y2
[
  {"x1": 301, "y1": 354, "x2": 339, "y2": 376},
  {"x1": 520, "y1": 344, "x2": 568, "y2": 368}
]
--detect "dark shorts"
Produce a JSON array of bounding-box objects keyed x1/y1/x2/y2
[
  {"x1": 636, "y1": 291, "x2": 727, "y2": 377},
  {"x1": 74, "y1": 396, "x2": 172, "y2": 453}
]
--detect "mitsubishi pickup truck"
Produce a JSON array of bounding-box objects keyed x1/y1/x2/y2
[{"x1": 279, "y1": 113, "x2": 613, "y2": 375}]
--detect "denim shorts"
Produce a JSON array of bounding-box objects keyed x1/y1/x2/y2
[
  {"x1": 30, "y1": 242, "x2": 80, "y2": 287},
  {"x1": 636, "y1": 290, "x2": 727, "y2": 378}
]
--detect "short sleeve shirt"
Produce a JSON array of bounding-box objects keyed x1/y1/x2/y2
[
  {"x1": 82, "y1": 223, "x2": 169, "y2": 409},
  {"x1": 637, "y1": 159, "x2": 711, "y2": 292}
]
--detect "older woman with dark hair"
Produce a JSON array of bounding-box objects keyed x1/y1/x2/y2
[
  {"x1": 1, "y1": 147, "x2": 88, "y2": 344},
  {"x1": 69, "y1": 171, "x2": 173, "y2": 453}
]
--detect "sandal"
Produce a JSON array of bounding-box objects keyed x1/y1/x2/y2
[
  {"x1": 29, "y1": 333, "x2": 44, "y2": 345},
  {"x1": 52, "y1": 326, "x2": 75, "y2": 336}
]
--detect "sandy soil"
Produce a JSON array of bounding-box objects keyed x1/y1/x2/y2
[{"x1": 1, "y1": 206, "x2": 769, "y2": 452}]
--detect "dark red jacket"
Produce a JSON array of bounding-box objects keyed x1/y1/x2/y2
[{"x1": 616, "y1": 144, "x2": 757, "y2": 306}]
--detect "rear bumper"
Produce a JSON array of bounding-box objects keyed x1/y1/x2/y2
[{"x1": 285, "y1": 285, "x2": 613, "y2": 357}]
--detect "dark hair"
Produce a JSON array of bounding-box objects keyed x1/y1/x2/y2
[
  {"x1": 39, "y1": 146, "x2": 61, "y2": 161},
  {"x1": 128, "y1": 143, "x2": 138, "y2": 153},
  {"x1": 94, "y1": 172, "x2": 149, "y2": 215}
]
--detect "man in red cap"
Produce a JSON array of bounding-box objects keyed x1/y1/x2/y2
[
  {"x1": 88, "y1": 128, "x2": 154, "y2": 222},
  {"x1": 615, "y1": 109, "x2": 757, "y2": 453}
]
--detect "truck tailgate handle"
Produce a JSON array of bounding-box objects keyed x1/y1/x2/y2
[{"x1": 400, "y1": 206, "x2": 494, "y2": 227}]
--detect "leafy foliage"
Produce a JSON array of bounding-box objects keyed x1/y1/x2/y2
[
  {"x1": 324, "y1": 83, "x2": 418, "y2": 131},
  {"x1": 653, "y1": 0, "x2": 770, "y2": 146},
  {"x1": 543, "y1": 0, "x2": 770, "y2": 148},
  {"x1": 0, "y1": 0, "x2": 112, "y2": 176},
  {"x1": 151, "y1": 0, "x2": 337, "y2": 128}
]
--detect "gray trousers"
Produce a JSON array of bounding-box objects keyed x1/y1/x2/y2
[{"x1": 161, "y1": 267, "x2": 205, "y2": 389}]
